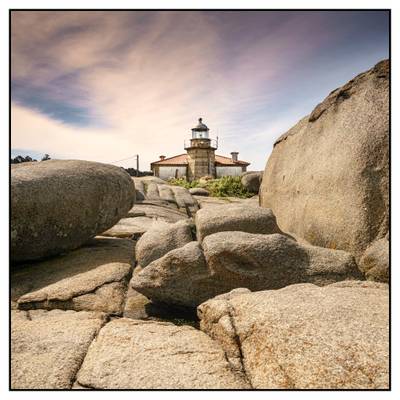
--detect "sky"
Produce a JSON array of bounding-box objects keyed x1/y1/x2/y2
[{"x1": 11, "y1": 10, "x2": 389, "y2": 170}]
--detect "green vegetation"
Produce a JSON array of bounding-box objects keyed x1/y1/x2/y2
[
  {"x1": 168, "y1": 176, "x2": 253, "y2": 198},
  {"x1": 206, "y1": 176, "x2": 253, "y2": 198},
  {"x1": 167, "y1": 177, "x2": 200, "y2": 189}
]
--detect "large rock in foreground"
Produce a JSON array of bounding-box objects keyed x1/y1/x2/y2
[
  {"x1": 12, "y1": 237, "x2": 134, "y2": 314},
  {"x1": 198, "y1": 281, "x2": 389, "y2": 389},
  {"x1": 131, "y1": 232, "x2": 362, "y2": 307},
  {"x1": 260, "y1": 60, "x2": 389, "y2": 259},
  {"x1": 11, "y1": 160, "x2": 135, "y2": 262},
  {"x1": 11, "y1": 309, "x2": 106, "y2": 389},
  {"x1": 76, "y1": 318, "x2": 249, "y2": 389},
  {"x1": 195, "y1": 203, "x2": 284, "y2": 241}
]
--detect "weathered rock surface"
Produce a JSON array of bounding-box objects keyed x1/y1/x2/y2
[
  {"x1": 134, "y1": 175, "x2": 166, "y2": 185},
  {"x1": 198, "y1": 281, "x2": 389, "y2": 389},
  {"x1": 133, "y1": 177, "x2": 199, "y2": 215},
  {"x1": 194, "y1": 195, "x2": 259, "y2": 209},
  {"x1": 203, "y1": 232, "x2": 362, "y2": 287},
  {"x1": 11, "y1": 160, "x2": 135, "y2": 262},
  {"x1": 12, "y1": 237, "x2": 134, "y2": 314},
  {"x1": 123, "y1": 286, "x2": 158, "y2": 320},
  {"x1": 189, "y1": 187, "x2": 210, "y2": 196},
  {"x1": 76, "y1": 318, "x2": 249, "y2": 389},
  {"x1": 359, "y1": 238, "x2": 389, "y2": 283},
  {"x1": 131, "y1": 232, "x2": 362, "y2": 307},
  {"x1": 194, "y1": 196, "x2": 233, "y2": 208},
  {"x1": 195, "y1": 203, "x2": 284, "y2": 241},
  {"x1": 123, "y1": 285, "x2": 198, "y2": 325},
  {"x1": 127, "y1": 203, "x2": 188, "y2": 223},
  {"x1": 131, "y1": 242, "x2": 208, "y2": 307},
  {"x1": 104, "y1": 200, "x2": 190, "y2": 239},
  {"x1": 101, "y1": 216, "x2": 155, "y2": 238},
  {"x1": 136, "y1": 220, "x2": 194, "y2": 268},
  {"x1": 11, "y1": 309, "x2": 106, "y2": 389},
  {"x1": 241, "y1": 171, "x2": 262, "y2": 193},
  {"x1": 260, "y1": 60, "x2": 389, "y2": 259}
]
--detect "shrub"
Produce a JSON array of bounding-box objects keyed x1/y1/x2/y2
[
  {"x1": 168, "y1": 176, "x2": 252, "y2": 198},
  {"x1": 167, "y1": 177, "x2": 199, "y2": 189},
  {"x1": 206, "y1": 176, "x2": 253, "y2": 198}
]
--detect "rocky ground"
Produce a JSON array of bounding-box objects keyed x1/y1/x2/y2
[
  {"x1": 10, "y1": 170, "x2": 261, "y2": 389},
  {"x1": 10, "y1": 61, "x2": 389, "y2": 390},
  {"x1": 10, "y1": 171, "x2": 389, "y2": 389}
]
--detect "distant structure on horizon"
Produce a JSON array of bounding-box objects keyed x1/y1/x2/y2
[{"x1": 151, "y1": 118, "x2": 250, "y2": 181}]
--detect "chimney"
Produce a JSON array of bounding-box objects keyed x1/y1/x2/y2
[
  {"x1": 159, "y1": 155, "x2": 166, "y2": 160},
  {"x1": 230, "y1": 152, "x2": 239, "y2": 162}
]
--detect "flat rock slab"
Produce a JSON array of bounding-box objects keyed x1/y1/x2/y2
[
  {"x1": 12, "y1": 237, "x2": 134, "y2": 314},
  {"x1": 194, "y1": 196, "x2": 259, "y2": 209},
  {"x1": 198, "y1": 281, "x2": 389, "y2": 389},
  {"x1": 194, "y1": 196, "x2": 242, "y2": 208},
  {"x1": 76, "y1": 318, "x2": 249, "y2": 389},
  {"x1": 11, "y1": 309, "x2": 106, "y2": 389},
  {"x1": 126, "y1": 203, "x2": 188, "y2": 223},
  {"x1": 101, "y1": 217, "x2": 155, "y2": 238}
]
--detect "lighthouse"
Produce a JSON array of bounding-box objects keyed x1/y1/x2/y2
[
  {"x1": 185, "y1": 118, "x2": 217, "y2": 180},
  {"x1": 150, "y1": 118, "x2": 250, "y2": 181}
]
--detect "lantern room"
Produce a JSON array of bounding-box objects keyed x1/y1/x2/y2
[{"x1": 191, "y1": 118, "x2": 209, "y2": 139}]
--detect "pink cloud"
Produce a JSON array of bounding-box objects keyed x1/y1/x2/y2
[{"x1": 11, "y1": 11, "x2": 388, "y2": 170}]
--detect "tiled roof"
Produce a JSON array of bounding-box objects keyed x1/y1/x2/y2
[
  {"x1": 215, "y1": 155, "x2": 250, "y2": 166},
  {"x1": 151, "y1": 154, "x2": 189, "y2": 165},
  {"x1": 151, "y1": 154, "x2": 250, "y2": 166}
]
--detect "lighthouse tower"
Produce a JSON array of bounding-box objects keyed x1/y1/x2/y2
[{"x1": 185, "y1": 118, "x2": 217, "y2": 181}]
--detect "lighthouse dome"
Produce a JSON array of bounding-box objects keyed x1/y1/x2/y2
[{"x1": 192, "y1": 118, "x2": 209, "y2": 132}]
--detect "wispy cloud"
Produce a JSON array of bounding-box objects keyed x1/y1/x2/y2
[{"x1": 11, "y1": 11, "x2": 389, "y2": 170}]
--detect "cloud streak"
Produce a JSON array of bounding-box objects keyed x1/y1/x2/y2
[{"x1": 11, "y1": 11, "x2": 389, "y2": 170}]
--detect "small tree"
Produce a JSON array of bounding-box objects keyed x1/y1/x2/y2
[{"x1": 41, "y1": 154, "x2": 51, "y2": 161}]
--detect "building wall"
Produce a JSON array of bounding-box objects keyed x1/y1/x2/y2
[
  {"x1": 156, "y1": 166, "x2": 187, "y2": 180},
  {"x1": 216, "y1": 166, "x2": 244, "y2": 178}
]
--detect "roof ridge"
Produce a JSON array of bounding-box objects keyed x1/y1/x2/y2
[{"x1": 151, "y1": 153, "x2": 188, "y2": 164}]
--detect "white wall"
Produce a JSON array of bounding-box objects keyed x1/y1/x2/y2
[
  {"x1": 216, "y1": 166, "x2": 243, "y2": 178},
  {"x1": 158, "y1": 166, "x2": 187, "y2": 180}
]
